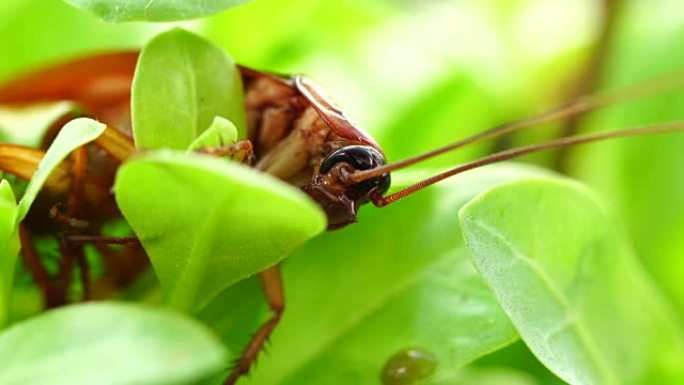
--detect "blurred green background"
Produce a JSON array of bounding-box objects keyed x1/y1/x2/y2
[{"x1": 2, "y1": 0, "x2": 684, "y2": 383}]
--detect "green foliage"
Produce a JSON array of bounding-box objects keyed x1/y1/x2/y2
[
  {"x1": 203, "y1": 165, "x2": 548, "y2": 385},
  {"x1": 114, "y1": 150, "x2": 326, "y2": 311},
  {"x1": 0, "y1": 180, "x2": 19, "y2": 328},
  {"x1": 0, "y1": 302, "x2": 229, "y2": 384},
  {"x1": 63, "y1": 0, "x2": 249, "y2": 22},
  {"x1": 132, "y1": 28, "x2": 246, "y2": 150},
  {"x1": 1, "y1": 2, "x2": 684, "y2": 385},
  {"x1": 461, "y1": 178, "x2": 684, "y2": 385}
]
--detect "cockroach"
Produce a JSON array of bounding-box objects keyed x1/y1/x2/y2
[{"x1": 1, "y1": 51, "x2": 683, "y2": 384}]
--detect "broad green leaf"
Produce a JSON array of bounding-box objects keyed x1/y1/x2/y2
[
  {"x1": 0, "y1": 102, "x2": 77, "y2": 147},
  {"x1": 16, "y1": 118, "x2": 106, "y2": 222},
  {"x1": 114, "y1": 150, "x2": 326, "y2": 311},
  {"x1": 200, "y1": 164, "x2": 552, "y2": 385},
  {"x1": 63, "y1": 0, "x2": 249, "y2": 22},
  {"x1": 132, "y1": 28, "x2": 246, "y2": 150},
  {"x1": 0, "y1": 180, "x2": 18, "y2": 328},
  {"x1": 187, "y1": 116, "x2": 238, "y2": 152},
  {"x1": 0, "y1": 302, "x2": 228, "y2": 385},
  {"x1": 460, "y1": 178, "x2": 684, "y2": 385}
]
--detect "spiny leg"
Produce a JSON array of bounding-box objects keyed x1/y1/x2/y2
[
  {"x1": 19, "y1": 226, "x2": 65, "y2": 308},
  {"x1": 57, "y1": 146, "x2": 90, "y2": 302},
  {"x1": 224, "y1": 266, "x2": 285, "y2": 385},
  {"x1": 63, "y1": 234, "x2": 142, "y2": 300},
  {"x1": 65, "y1": 234, "x2": 140, "y2": 246}
]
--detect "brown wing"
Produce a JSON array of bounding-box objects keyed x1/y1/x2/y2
[
  {"x1": 0, "y1": 52, "x2": 139, "y2": 116},
  {"x1": 0, "y1": 53, "x2": 381, "y2": 153},
  {"x1": 293, "y1": 75, "x2": 380, "y2": 149}
]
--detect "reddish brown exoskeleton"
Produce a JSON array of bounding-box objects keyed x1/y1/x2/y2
[{"x1": 1, "y1": 52, "x2": 684, "y2": 384}]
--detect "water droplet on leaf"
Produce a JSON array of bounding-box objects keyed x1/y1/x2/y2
[{"x1": 381, "y1": 347, "x2": 437, "y2": 385}]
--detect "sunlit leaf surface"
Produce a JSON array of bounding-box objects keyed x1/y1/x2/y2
[
  {"x1": 460, "y1": 178, "x2": 684, "y2": 385},
  {"x1": 0, "y1": 302, "x2": 228, "y2": 385}
]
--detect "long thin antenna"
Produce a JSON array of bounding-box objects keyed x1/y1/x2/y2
[
  {"x1": 371, "y1": 121, "x2": 684, "y2": 207},
  {"x1": 350, "y1": 71, "x2": 684, "y2": 184}
]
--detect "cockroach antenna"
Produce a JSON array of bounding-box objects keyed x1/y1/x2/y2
[{"x1": 344, "y1": 70, "x2": 684, "y2": 206}]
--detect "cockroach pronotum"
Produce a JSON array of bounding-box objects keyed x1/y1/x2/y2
[{"x1": 0, "y1": 50, "x2": 683, "y2": 384}]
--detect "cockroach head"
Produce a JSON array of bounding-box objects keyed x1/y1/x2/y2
[
  {"x1": 304, "y1": 145, "x2": 391, "y2": 230},
  {"x1": 320, "y1": 146, "x2": 391, "y2": 197}
]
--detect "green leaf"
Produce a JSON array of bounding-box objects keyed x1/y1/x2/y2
[
  {"x1": 460, "y1": 178, "x2": 684, "y2": 385},
  {"x1": 187, "y1": 116, "x2": 238, "y2": 152},
  {"x1": 16, "y1": 117, "x2": 106, "y2": 222},
  {"x1": 0, "y1": 302, "x2": 228, "y2": 385},
  {"x1": 114, "y1": 150, "x2": 326, "y2": 311},
  {"x1": 63, "y1": 0, "x2": 249, "y2": 22},
  {"x1": 132, "y1": 28, "x2": 246, "y2": 150},
  {"x1": 201, "y1": 164, "x2": 551, "y2": 385},
  {"x1": 0, "y1": 180, "x2": 19, "y2": 328}
]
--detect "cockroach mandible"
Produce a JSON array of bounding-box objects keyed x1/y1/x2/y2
[{"x1": 0, "y1": 51, "x2": 683, "y2": 384}]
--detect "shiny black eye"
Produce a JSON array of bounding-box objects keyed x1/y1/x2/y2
[{"x1": 320, "y1": 145, "x2": 391, "y2": 196}]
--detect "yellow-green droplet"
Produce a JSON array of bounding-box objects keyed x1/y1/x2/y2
[{"x1": 381, "y1": 347, "x2": 437, "y2": 385}]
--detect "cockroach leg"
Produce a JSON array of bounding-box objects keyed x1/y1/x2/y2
[
  {"x1": 49, "y1": 203, "x2": 90, "y2": 230},
  {"x1": 224, "y1": 266, "x2": 285, "y2": 385},
  {"x1": 0, "y1": 144, "x2": 70, "y2": 194},
  {"x1": 197, "y1": 140, "x2": 255, "y2": 165},
  {"x1": 65, "y1": 235, "x2": 140, "y2": 246},
  {"x1": 56, "y1": 236, "x2": 90, "y2": 303},
  {"x1": 63, "y1": 146, "x2": 91, "y2": 301},
  {"x1": 94, "y1": 126, "x2": 135, "y2": 163},
  {"x1": 19, "y1": 225, "x2": 64, "y2": 308},
  {"x1": 76, "y1": 250, "x2": 91, "y2": 300},
  {"x1": 57, "y1": 237, "x2": 76, "y2": 303},
  {"x1": 63, "y1": 233, "x2": 139, "y2": 299}
]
